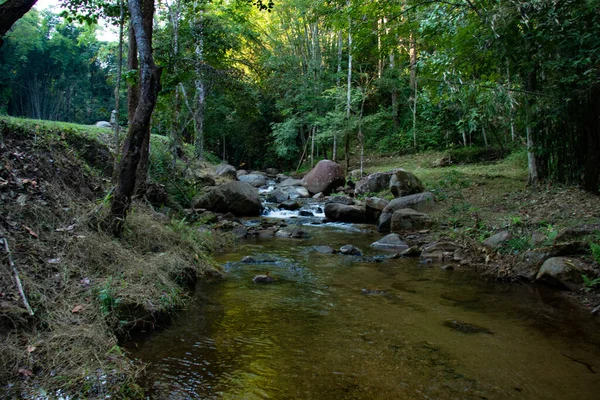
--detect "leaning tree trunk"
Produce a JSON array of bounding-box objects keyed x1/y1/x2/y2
[
  {"x1": 0, "y1": 0, "x2": 37, "y2": 47},
  {"x1": 109, "y1": 0, "x2": 160, "y2": 236}
]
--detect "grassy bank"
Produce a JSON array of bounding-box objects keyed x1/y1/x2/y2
[{"x1": 0, "y1": 117, "x2": 231, "y2": 398}]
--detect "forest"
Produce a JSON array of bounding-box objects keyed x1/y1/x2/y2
[{"x1": 1, "y1": 0, "x2": 598, "y2": 193}]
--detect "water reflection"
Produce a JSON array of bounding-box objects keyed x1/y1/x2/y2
[{"x1": 126, "y1": 224, "x2": 600, "y2": 399}]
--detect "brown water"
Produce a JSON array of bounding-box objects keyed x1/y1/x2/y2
[{"x1": 125, "y1": 222, "x2": 600, "y2": 399}]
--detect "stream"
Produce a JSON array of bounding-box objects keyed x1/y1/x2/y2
[{"x1": 124, "y1": 203, "x2": 600, "y2": 399}]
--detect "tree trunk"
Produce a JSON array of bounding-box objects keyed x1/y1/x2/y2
[
  {"x1": 345, "y1": 9, "x2": 352, "y2": 173},
  {"x1": 168, "y1": 0, "x2": 181, "y2": 168},
  {"x1": 193, "y1": 3, "x2": 206, "y2": 160},
  {"x1": 109, "y1": 0, "x2": 160, "y2": 236},
  {"x1": 409, "y1": 32, "x2": 417, "y2": 149},
  {"x1": 112, "y1": 0, "x2": 125, "y2": 182},
  {"x1": 0, "y1": 0, "x2": 37, "y2": 47},
  {"x1": 526, "y1": 69, "x2": 539, "y2": 186},
  {"x1": 134, "y1": 0, "x2": 155, "y2": 194},
  {"x1": 583, "y1": 87, "x2": 600, "y2": 193},
  {"x1": 333, "y1": 30, "x2": 342, "y2": 162}
]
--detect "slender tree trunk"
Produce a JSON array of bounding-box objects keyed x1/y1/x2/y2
[
  {"x1": 169, "y1": 0, "x2": 181, "y2": 168},
  {"x1": 333, "y1": 30, "x2": 342, "y2": 162},
  {"x1": 345, "y1": 8, "x2": 352, "y2": 173},
  {"x1": 127, "y1": 22, "x2": 139, "y2": 125},
  {"x1": 482, "y1": 125, "x2": 488, "y2": 147},
  {"x1": 409, "y1": 32, "x2": 417, "y2": 149},
  {"x1": 109, "y1": 0, "x2": 160, "y2": 236},
  {"x1": 112, "y1": 0, "x2": 125, "y2": 182},
  {"x1": 193, "y1": 3, "x2": 206, "y2": 160},
  {"x1": 310, "y1": 126, "x2": 316, "y2": 168},
  {"x1": 526, "y1": 69, "x2": 539, "y2": 186}
]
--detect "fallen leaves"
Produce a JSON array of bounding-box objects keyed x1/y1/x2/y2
[
  {"x1": 23, "y1": 225, "x2": 38, "y2": 238},
  {"x1": 71, "y1": 305, "x2": 84, "y2": 313}
]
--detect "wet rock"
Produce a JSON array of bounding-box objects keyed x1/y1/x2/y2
[
  {"x1": 275, "y1": 226, "x2": 305, "y2": 238},
  {"x1": 232, "y1": 226, "x2": 248, "y2": 239},
  {"x1": 293, "y1": 186, "x2": 310, "y2": 198},
  {"x1": 324, "y1": 203, "x2": 366, "y2": 223},
  {"x1": 253, "y1": 273, "x2": 275, "y2": 284},
  {"x1": 377, "y1": 213, "x2": 392, "y2": 233},
  {"x1": 483, "y1": 230, "x2": 511, "y2": 249},
  {"x1": 299, "y1": 210, "x2": 314, "y2": 217},
  {"x1": 313, "y1": 192, "x2": 324, "y2": 199},
  {"x1": 444, "y1": 320, "x2": 493, "y2": 335},
  {"x1": 440, "y1": 264, "x2": 455, "y2": 271},
  {"x1": 215, "y1": 163, "x2": 237, "y2": 179},
  {"x1": 302, "y1": 160, "x2": 345, "y2": 195},
  {"x1": 382, "y1": 192, "x2": 435, "y2": 213},
  {"x1": 236, "y1": 169, "x2": 248, "y2": 178},
  {"x1": 340, "y1": 245, "x2": 362, "y2": 256},
  {"x1": 420, "y1": 250, "x2": 445, "y2": 263},
  {"x1": 312, "y1": 245, "x2": 337, "y2": 254},
  {"x1": 266, "y1": 188, "x2": 289, "y2": 203},
  {"x1": 400, "y1": 246, "x2": 421, "y2": 257},
  {"x1": 365, "y1": 197, "x2": 389, "y2": 223},
  {"x1": 389, "y1": 169, "x2": 425, "y2": 198},
  {"x1": 354, "y1": 170, "x2": 396, "y2": 196},
  {"x1": 279, "y1": 200, "x2": 301, "y2": 211},
  {"x1": 238, "y1": 173, "x2": 267, "y2": 187},
  {"x1": 361, "y1": 288, "x2": 387, "y2": 296},
  {"x1": 390, "y1": 208, "x2": 433, "y2": 232},
  {"x1": 371, "y1": 233, "x2": 409, "y2": 251},
  {"x1": 535, "y1": 257, "x2": 590, "y2": 290},
  {"x1": 452, "y1": 248, "x2": 467, "y2": 261},
  {"x1": 327, "y1": 196, "x2": 354, "y2": 206},
  {"x1": 265, "y1": 168, "x2": 278, "y2": 176},
  {"x1": 192, "y1": 181, "x2": 262, "y2": 216},
  {"x1": 241, "y1": 256, "x2": 257, "y2": 263},
  {"x1": 279, "y1": 178, "x2": 304, "y2": 187}
]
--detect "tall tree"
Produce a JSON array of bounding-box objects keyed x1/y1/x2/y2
[{"x1": 109, "y1": 0, "x2": 160, "y2": 235}]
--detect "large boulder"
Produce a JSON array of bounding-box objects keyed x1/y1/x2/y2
[
  {"x1": 192, "y1": 181, "x2": 262, "y2": 216},
  {"x1": 326, "y1": 196, "x2": 354, "y2": 206},
  {"x1": 389, "y1": 169, "x2": 425, "y2": 198},
  {"x1": 302, "y1": 160, "x2": 345, "y2": 195},
  {"x1": 215, "y1": 163, "x2": 237, "y2": 179},
  {"x1": 365, "y1": 197, "x2": 389, "y2": 223},
  {"x1": 354, "y1": 171, "x2": 396, "y2": 196},
  {"x1": 535, "y1": 257, "x2": 590, "y2": 290},
  {"x1": 324, "y1": 203, "x2": 366, "y2": 223},
  {"x1": 382, "y1": 192, "x2": 435, "y2": 213},
  {"x1": 390, "y1": 208, "x2": 433, "y2": 232},
  {"x1": 238, "y1": 173, "x2": 267, "y2": 187}
]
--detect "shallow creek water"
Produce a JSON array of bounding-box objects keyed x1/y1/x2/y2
[{"x1": 125, "y1": 215, "x2": 600, "y2": 399}]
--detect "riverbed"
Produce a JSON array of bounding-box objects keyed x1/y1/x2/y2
[{"x1": 124, "y1": 215, "x2": 600, "y2": 399}]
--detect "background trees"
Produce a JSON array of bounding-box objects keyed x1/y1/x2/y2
[{"x1": 1, "y1": 0, "x2": 598, "y2": 192}]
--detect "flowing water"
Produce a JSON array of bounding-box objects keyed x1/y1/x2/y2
[{"x1": 125, "y1": 209, "x2": 600, "y2": 399}]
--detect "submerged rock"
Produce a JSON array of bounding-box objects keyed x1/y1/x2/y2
[
  {"x1": 311, "y1": 245, "x2": 337, "y2": 254},
  {"x1": 339, "y1": 245, "x2": 362, "y2": 256},
  {"x1": 444, "y1": 320, "x2": 493, "y2": 335},
  {"x1": 253, "y1": 272, "x2": 275, "y2": 284}
]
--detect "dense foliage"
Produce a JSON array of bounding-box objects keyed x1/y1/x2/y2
[{"x1": 1, "y1": 0, "x2": 598, "y2": 191}]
